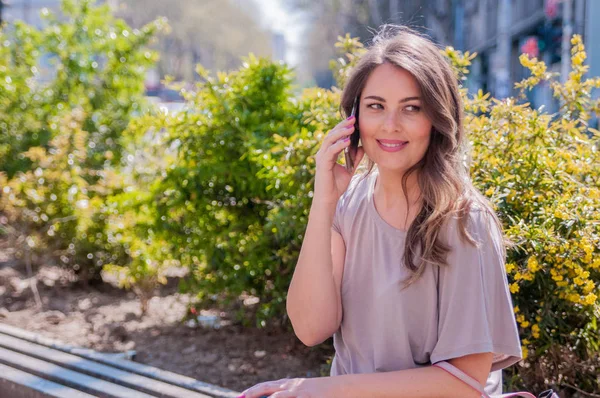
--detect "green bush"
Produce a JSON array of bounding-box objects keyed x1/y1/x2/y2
[
  {"x1": 102, "y1": 187, "x2": 170, "y2": 314},
  {"x1": 123, "y1": 56, "x2": 307, "y2": 324},
  {"x1": 119, "y1": 37, "x2": 369, "y2": 326},
  {"x1": 0, "y1": 0, "x2": 165, "y2": 281},
  {"x1": 462, "y1": 36, "x2": 599, "y2": 393},
  {"x1": 0, "y1": 0, "x2": 166, "y2": 177},
  {"x1": 0, "y1": 18, "x2": 44, "y2": 177},
  {"x1": 0, "y1": 109, "x2": 131, "y2": 280}
]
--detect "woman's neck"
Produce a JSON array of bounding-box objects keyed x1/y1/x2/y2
[{"x1": 374, "y1": 168, "x2": 422, "y2": 210}]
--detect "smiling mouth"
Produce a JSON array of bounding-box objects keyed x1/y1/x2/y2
[{"x1": 377, "y1": 139, "x2": 408, "y2": 148}]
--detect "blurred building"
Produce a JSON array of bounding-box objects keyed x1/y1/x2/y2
[
  {"x1": 421, "y1": 0, "x2": 597, "y2": 113},
  {"x1": 271, "y1": 32, "x2": 287, "y2": 62}
]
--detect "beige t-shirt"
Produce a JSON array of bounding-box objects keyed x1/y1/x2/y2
[{"x1": 330, "y1": 170, "x2": 522, "y2": 395}]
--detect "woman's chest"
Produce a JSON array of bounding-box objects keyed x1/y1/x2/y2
[
  {"x1": 341, "y1": 236, "x2": 439, "y2": 323},
  {"x1": 339, "y1": 243, "x2": 440, "y2": 366}
]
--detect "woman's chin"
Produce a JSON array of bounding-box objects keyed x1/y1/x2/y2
[{"x1": 375, "y1": 159, "x2": 412, "y2": 172}]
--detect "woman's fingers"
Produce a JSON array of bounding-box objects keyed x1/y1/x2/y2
[
  {"x1": 242, "y1": 380, "x2": 287, "y2": 398},
  {"x1": 315, "y1": 136, "x2": 352, "y2": 172},
  {"x1": 323, "y1": 118, "x2": 355, "y2": 148},
  {"x1": 315, "y1": 127, "x2": 354, "y2": 171},
  {"x1": 268, "y1": 391, "x2": 297, "y2": 398},
  {"x1": 326, "y1": 134, "x2": 352, "y2": 155}
]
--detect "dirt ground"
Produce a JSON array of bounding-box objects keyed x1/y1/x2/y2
[{"x1": 0, "y1": 239, "x2": 333, "y2": 394}]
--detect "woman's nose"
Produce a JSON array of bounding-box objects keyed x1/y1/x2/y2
[{"x1": 382, "y1": 109, "x2": 401, "y2": 132}]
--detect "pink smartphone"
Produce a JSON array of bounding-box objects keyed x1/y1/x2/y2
[{"x1": 344, "y1": 96, "x2": 360, "y2": 172}]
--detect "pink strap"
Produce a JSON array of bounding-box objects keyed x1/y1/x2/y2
[{"x1": 433, "y1": 361, "x2": 536, "y2": 398}]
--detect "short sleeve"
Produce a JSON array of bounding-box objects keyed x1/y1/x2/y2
[
  {"x1": 430, "y1": 209, "x2": 523, "y2": 372},
  {"x1": 331, "y1": 173, "x2": 362, "y2": 236}
]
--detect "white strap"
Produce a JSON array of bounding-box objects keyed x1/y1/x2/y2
[{"x1": 433, "y1": 361, "x2": 536, "y2": 398}]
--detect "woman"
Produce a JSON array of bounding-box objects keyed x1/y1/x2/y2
[{"x1": 239, "y1": 25, "x2": 522, "y2": 398}]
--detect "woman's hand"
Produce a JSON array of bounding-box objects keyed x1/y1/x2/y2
[
  {"x1": 313, "y1": 116, "x2": 365, "y2": 205},
  {"x1": 238, "y1": 376, "x2": 340, "y2": 398}
]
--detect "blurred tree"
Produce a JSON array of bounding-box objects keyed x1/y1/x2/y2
[
  {"x1": 116, "y1": 0, "x2": 273, "y2": 80},
  {"x1": 282, "y1": 0, "x2": 430, "y2": 88}
]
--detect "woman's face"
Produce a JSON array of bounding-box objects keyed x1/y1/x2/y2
[{"x1": 358, "y1": 63, "x2": 432, "y2": 173}]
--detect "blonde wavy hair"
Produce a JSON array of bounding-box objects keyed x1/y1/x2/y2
[{"x1": 341, "y1": 25, "x2": 512, "y2": 288}]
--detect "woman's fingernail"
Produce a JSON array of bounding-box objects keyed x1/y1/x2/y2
[
  {"x1": 343, "y1": 137, "x2": 350, "y2": 142},
  {"x1": 345, "y1": 124, "x2": 354, "y2": 129},
  {"x1": 346, "y1": 115, "x2": 354, "y2": 120},
  {"x1": 236, "y1": 395, "x2": 245, "y2": 398}
]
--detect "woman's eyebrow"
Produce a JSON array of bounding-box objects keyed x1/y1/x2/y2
[{"x1": 363, "y1": 95, "x2": 421, "y2": 103}]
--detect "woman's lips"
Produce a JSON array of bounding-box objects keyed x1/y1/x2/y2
[{"x1": 377, "y1": 139, "x2": 408, "y2": 152}]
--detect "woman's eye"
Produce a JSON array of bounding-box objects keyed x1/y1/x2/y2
[{"x1": 365, "y1": 104, "x2": 420, "y2": 112}]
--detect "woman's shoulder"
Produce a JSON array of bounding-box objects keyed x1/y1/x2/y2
[
  {"x1": 442, "y1": 200, "x2": 503, "y2": 247},
  {"x1": 339, "y1": 171, "x2": 372, "y2": 203},
  {"x1": 350, "y1": 170, "x2": 372, "y2": 191},
  {"x1": 333, "y1": 172, "x2": 372, "y2": 235},
  {"x1": 450, "y1": 199, "x2": 498, "y2": 227}
]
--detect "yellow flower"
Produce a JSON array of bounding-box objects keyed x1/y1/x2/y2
[
  {"x1": 521, "y1": 346, "x2": 528, "y2": 360},
  {"x1": 505, "y1": 262, "x2": 516, "y2": 273},
  {"x1": 554, "y1": 207, "x2": 568, "y2": 219},
  {"x1": 583, "y1": 280, "x2": 595, "y2": 294},
  {"x1": 584, "y1": 293, "x2": 597, "y2": 306},
  {"x1": 564, "y1": 258, "x2": 574, "y2": 268},
  {"x1": 567, "y1": 293, "x2": 580, "y2": 303},
  {"x1": 522, "y1": 272, "x2": 534, "y2": 281},
  {"x1": 514, "y1": 272, "x2": 523, "y2": 281},
  {"x1": 572, "y1": 52, "x2": 585, "y2": 66},
  {"x1": 580, "y1": 239, "x2": 593, "y2": 257},
  {"x1": 578, "y1": 270, "x2": 590, "y2": 279},
  {"x1": 521, "y1": 321, "x2": 530, "y2": 328},
  {"x1": 514, "y1": 305, "x2": 520, "y2": 314},
  {"x1": 527, "y1": 256, "x2": 541, "y2": 273},
  {"x1": 510, "y1": 282, "x2": 520, "y2": 294},
  {"x1": 531, "y1": 324, "x2": 541, "y2": 339}
]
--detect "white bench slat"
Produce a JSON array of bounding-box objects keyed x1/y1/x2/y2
[
  {"x1": 0, "y1": 333, "x2": 212, "y2": 398},
  {"x1": 0, "y1": 323, "x2": 238, "y2": 398},
  {"x1": 0, "y1": 347, "x2": 154, "y2": 398},
  {"x1": 0, "y1": 363, "x2": 97, "y2": 398}
]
